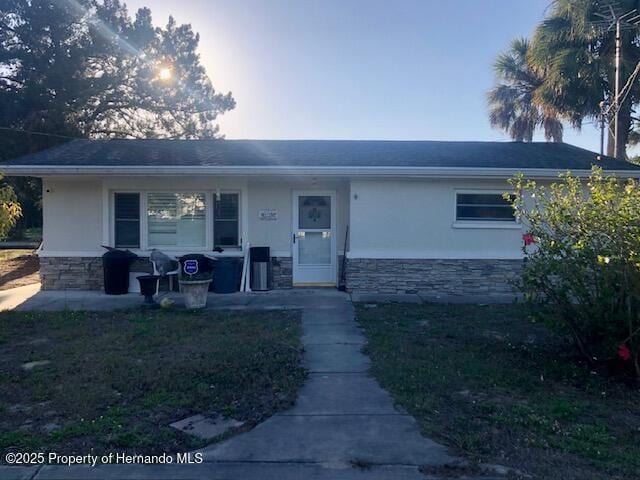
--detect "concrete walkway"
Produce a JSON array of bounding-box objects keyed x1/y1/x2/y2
[
  {"x1": 1, "y1": 289, "x2": 494, "y2": 479},
  {"x1": 197, "y1": 293, "x2": 458, "y2": 479},
  {"x1": 0, "y1": 283, "x2": 40, "y2": 311}
]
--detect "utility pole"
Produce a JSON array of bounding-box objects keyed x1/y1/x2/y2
[
  {"x1": 599, "y1": 102, "x2": 606, "y2": 157},
  {"x1": 593, "y1": 2, "x2": 640, "y2": 160},
  {"x1": 614, "y1": 17, "x2": 622, "y2": 159}
]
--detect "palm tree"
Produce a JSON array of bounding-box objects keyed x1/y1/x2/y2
[
  {"x1": 488, "y1": 38, "x2": 563, "y2": 142},
  {"x1": 529, "y1": 0, "x2": 640, "y2": 159}
]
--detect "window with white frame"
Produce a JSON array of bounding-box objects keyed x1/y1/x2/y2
[
  {"x1": 455, "y1": 192, "x2": 515, "y2": 222},
  {"x1": 114, "y1": 193, "x2": 140, "y2": 248},
  {"x1": 112, "y1": 190, "x2": 241, "y2": 250},
  {"x1": 214, "y1": 193, "x2": 240, "y2": 247},
  {"x1": 147, "y1": 192, "x2": 207, "y2": 247}
]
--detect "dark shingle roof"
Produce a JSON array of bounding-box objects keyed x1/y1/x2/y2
[{"x1": 4, "y1": 139, "x2": 640, "y2": 171}]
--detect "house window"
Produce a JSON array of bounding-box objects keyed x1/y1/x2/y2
[
  {"x1": 214, "y1": 193, "x2": 240, "y2": 247},
  {"x1": 114, "y1": 193, "x2": 140, "y2": 248},
  {"x1": 147, "y1": 192, "x2": 206, "y2": 247},
  {"x1": 456, "y1": 192, "x2": 514, "y2": 222}
]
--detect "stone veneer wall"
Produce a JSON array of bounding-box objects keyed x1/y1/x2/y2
[
  {"x1": 40, "y1": 256, "x2": 295, "y2": 291},
  {"x1": 345, "y1": 258, "x2": 522, "y2": 298},
  {"x1": 40, "y1": 257, "x2": 104, "y2": 291},
  {"x1": 41, "y1": 256, "x2": 519, "y2": 296},
  {"x1": 271, "y1": 256, "x2": 293, "y2": 289}
]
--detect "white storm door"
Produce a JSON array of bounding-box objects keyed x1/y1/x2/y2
[{"x1": 292, "y1": 191, "x2": 336, "y2": 285}]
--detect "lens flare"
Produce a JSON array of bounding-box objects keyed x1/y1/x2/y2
[{"x1": 158, "y1": 67, "x2": 172, "y2": 81}]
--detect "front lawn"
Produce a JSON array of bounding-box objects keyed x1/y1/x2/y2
[
  {"x1": 357, "y1": 303, "x2": 640, "y2": 480},
  {"x1": 0, "y1": 308, "x2": 305, "y2": 457}
]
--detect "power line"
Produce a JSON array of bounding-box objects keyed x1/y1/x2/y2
[
  {"x1": 0, "y1": 127, "x2": 81, "y2": 140},
  {"x1": 613, "y1": 61, "x2": 640, "y2": 113}
]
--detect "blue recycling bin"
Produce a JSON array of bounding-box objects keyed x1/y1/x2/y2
[{"x1": 213, "y1": 257, "x2": 241, "y2": 293}]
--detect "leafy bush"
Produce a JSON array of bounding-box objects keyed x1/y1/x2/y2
[
  {"x1": 509, "y1": 167, "x2": 640, "y2": 378},
  {"x1": 0, "y1": 176, "x2": 21, "y2": 239}
]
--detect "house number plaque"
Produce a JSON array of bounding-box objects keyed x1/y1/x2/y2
[{"x1": 258, "y1": 209, "x2": 278, "y2": 221}]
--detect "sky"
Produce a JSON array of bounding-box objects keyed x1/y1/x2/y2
[{"x1": 123, "y1": 0, "x2": 602, "y2": 152}]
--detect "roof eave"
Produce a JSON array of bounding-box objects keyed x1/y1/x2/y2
[{"x1": 2, "y1": 165, "x2": 640, "y2": 178}]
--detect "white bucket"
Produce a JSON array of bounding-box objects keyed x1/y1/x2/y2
[{"x1": 128, "y1": 272, "x2": 147, "y2": 293}]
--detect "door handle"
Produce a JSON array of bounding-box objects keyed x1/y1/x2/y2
[{"x1": 292, "y1": 233, "x2": 296, "y2": 244}]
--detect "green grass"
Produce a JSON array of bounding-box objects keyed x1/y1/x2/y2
[
  {"x1": 0, "y1": 308, "x2": 305, "y2": 457},
  {"x1": 356, "y1": 303, "x2": 640, "y2": 480}
]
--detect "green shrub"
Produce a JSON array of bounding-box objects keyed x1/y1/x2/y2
[
  {"x1": 509, "y1": 167, "x2": 640, "y2": 378},
  {"x1": 0, "y1": 176, "x2": 21, "y2": 239}
]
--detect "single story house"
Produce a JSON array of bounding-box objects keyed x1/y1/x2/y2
[{"x1": 3, "y1": 139, "x2": 640, "y2": 298}]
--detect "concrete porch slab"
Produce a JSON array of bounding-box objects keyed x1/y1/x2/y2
[
  {"x1": 350, "y1": 293, "x2": 422, "y2": 304},
  {"x1": 350, "y1": 291, "x2": 518, "y2": 305},
  {"x1": 418, "y1": 293, "x2": 518, "y2": 304},
  {"x1": 5, "y1": 287, "x2": 351, "y2": 312}
]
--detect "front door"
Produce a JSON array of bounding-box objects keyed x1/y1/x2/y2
[{"x1": 292, "y1": 191, "x2": 336, "y2": 285}]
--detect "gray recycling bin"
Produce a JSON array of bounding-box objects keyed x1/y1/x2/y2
[{"x1": 250, "y1": 247, "x2": 270, "y2": 291}]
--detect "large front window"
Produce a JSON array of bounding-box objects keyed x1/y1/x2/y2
[
  {"x1": 147, "y1": 192, "x2": 206, "y2": 248},
  {"x1": 112, "y1": 190, "x2": 241, "y2": 250},
  {"x1": 456, "y1": 192, "x2": 515, "y2": 222}
]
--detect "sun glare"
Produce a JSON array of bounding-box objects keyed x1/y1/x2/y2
[{"x1": 158, "y1": 67, "x2": 172, "y2": 81}]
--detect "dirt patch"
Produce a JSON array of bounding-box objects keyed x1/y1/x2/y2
[{"x1": 0, "y1": 255, "x2": 39, "y2": 290}]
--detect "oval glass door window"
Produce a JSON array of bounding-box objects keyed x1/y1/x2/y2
[{"x1": 298, "y1": 196, "x2": 331, "y2": 229}]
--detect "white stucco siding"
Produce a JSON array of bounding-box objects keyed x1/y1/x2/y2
[
  {"x1": 247, "y1": 180, "x2": 350, "y2": 257},
  {"x1": 41, "y1": 178, "x2": 104, "y2": 254},
  {"x1": 348, "y1": 178, "x2": 524, "y2": 259},
  {"x1": 40, "y1": 175, "x2": 526, "y2": 260},
  {"x1": 246, "y1": 182, "x2": 292, "y2": 257},
  {"x1": 39, "y1": 176, "x2": 350, "y2": 258}
]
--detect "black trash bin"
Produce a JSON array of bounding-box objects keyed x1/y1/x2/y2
[
  {"x1": 102, "y1": 249, "x2": 137, "y2": 295},
  {"x1": 213, "y1": 257, "x2": 241, "y2": 293},
  {"x1": 178, "y1": 254, "x2": 214, "y2": 278}
]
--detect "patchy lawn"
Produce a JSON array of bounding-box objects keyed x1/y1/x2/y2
[
  {"x1": 0, "y1": 308, "x2": 305, "y2": 458},
  {"x1": 0, "y1": 250, "x2": 39, "y2": 290},
  {"x1": 356, "y1": 303, "x2": 640, "y2": 480}
]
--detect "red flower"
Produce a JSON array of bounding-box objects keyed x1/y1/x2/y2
[
  {"x1": 523, "y1": 233, "x2": 536, "y2": 246},
  {"x1": 618, "y1": 344, "x2": 631, "y2": 361}
]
